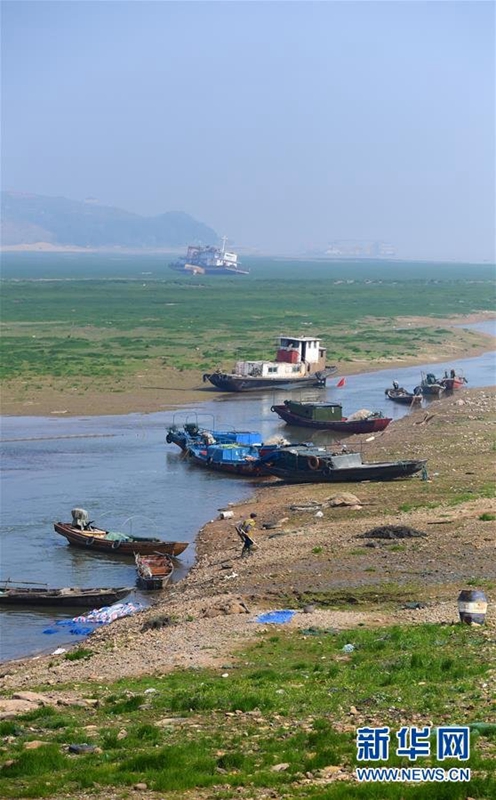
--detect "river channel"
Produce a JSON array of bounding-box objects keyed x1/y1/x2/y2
[{"x1": 0, "y1": 321, "x2": 494, "y2": 662}]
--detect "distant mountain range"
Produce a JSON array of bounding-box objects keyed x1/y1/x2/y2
[{"x1": 0, "y1": 191, "x2": 218, "y2": 248}]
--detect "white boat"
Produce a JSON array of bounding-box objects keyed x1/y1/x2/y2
[
  {"x1": 169, "y1": 237, "x2": 248, "y2": 276},
  {"x1": 203, "y1": 335, "x2": 337, "y2": 392}
]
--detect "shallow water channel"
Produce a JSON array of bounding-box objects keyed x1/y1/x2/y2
[{"x1": 1, "y1": 321, "x2": 494, "y2": 662}]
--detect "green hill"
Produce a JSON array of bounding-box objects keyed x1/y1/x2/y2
[{"x1": 0, "y1": 191, "x2": 218, "y2": 248}]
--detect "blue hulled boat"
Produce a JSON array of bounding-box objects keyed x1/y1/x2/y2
[
  {"x1": 166, "y1": 421, "x2": 262, "y2": 452},
  {"x1": 186, "y1": 442, "x2": 268, "y2": 477}
]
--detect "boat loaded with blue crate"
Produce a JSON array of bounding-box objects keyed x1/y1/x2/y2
[
  {"x1": 166, "y1": 421, "x2": 262, "y2": 452},
  {"x1": 186, "y1": 442, "x2": 268, "y2": 477}
]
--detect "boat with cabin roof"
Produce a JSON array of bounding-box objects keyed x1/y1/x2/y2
[
  {"x1": 169, "y1": 238, "x2": 249, "y2": 276},
  {"x1": 203, "y1": 335, "x2": 337, "y2": 392},
  {"x1": 259, "y1": 444, "x2": 426, "y2": 484},
  {"x1": 271, "y1": 400, "x2": 391, "y2": 433}
]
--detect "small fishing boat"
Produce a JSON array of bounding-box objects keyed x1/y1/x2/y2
[
  {"x1": 54, "y1": 509, "x2": 188, "y2": 557},
  {"x1": 203, "y1": 335, "x2": 337, "y2": 392},
  {"x1": 385, "y1": 387, "x2": 422, "y2": 405},
  {"x1": 259, "y1": 444, "x2": 426, "y2": 484},
  {"x1": 186, "y1": 442, "x2": 267, "y2": 477},
  {"x1": 440, "y1": 369, "x2": 468, "y2": 391},
  {"x1": 135, "y1": 554, "x2": 174, "y2": 590},
  {"x1": 166, "y1": 421, "x2": 262, "y2": 452},
  {"x1": 415, "y1": 372, "x2": 445, "y2": 396},
  {"x1": 0, "y1": 584, "x2": 132, "y2": 607},
  {"x1": 271, "y1": 400, "x2": 391, "y2": 433}
]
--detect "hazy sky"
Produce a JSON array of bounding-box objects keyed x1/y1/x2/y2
[{"x1": 2, "y1": 1, "x2": 494, "y2": 260}]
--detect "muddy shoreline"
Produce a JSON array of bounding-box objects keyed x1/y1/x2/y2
[
  {"x1": 1, "y1": 382, "x2": 494, "y2": 686},
  {"x1": 1, "y1": 313, "x2": 494, "y2": 418}
]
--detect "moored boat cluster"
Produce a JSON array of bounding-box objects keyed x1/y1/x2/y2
[{"x1": 6, "y1": 334, "x2": 466, "y2": 611}]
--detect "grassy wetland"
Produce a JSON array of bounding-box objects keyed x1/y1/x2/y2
[
  {"x1": 0, "y1": 255, "x2": 495, "y2": 799},
  {"x1": 0, "y1": 255, "x2": 494, "y2": 414},
  {"x1": 0, "y1": 624, "x2": 494, "y2": 799}
]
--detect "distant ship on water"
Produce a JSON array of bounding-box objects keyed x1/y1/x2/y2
[{"x1": 169, "y1": 237, "x2": 249, "y2": 276}]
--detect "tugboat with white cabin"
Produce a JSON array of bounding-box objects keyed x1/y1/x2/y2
[{"x1": 203, "y1": 335, "x2": 337, "y2": 392}]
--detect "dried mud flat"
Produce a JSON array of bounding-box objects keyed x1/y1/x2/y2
[{"x1": 1, "y1": 386, "x2": 494, "y2": 693}]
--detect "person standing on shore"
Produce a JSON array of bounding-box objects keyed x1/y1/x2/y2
[{"x1": 236, "y1": 513, "x2": 257, "y2": 557}]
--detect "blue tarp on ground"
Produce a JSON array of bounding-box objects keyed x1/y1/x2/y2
[{"x1": 256, "y1": 610, "x2": 295, "y2": 624}]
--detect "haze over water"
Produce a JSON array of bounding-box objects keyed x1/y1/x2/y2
[{"x1": 2, "y1": 1, "x2": 494, "y2": 261}]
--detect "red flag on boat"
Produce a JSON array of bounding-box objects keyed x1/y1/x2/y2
[{"x1": 336, "y1": 377, "x2": 346, "y2": 388}]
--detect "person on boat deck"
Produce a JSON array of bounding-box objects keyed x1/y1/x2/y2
[
  {"x1": 392, "y1": 380, "x2": 400, "y2": 390},
  {"x1": 238, "y1": 513, "x2": 257, "y2": 557}
]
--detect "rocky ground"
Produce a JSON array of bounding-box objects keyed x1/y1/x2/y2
[{"x1": 1, "y1": 386, "x2": 494, "y2": 695}]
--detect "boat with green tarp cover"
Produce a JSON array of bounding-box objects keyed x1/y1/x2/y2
[{"x1": 271, "y1": 400, "x2": 391, "y2": 433}]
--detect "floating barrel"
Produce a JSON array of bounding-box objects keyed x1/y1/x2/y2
[{"x1": 457, "y1": 589, "x2": 488, "y2": 625}]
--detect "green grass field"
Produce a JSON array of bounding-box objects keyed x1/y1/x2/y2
[
  {"x1": 1, "y1": 256, "x2": 493, "y2": 380},
  {"x1": 0, "y1": 624, "x2": 494, "y2": 798}
]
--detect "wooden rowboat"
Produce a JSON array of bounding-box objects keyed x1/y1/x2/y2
[
  {"x1": 0, "y1": 584, "x2": 133, "y2": 607},
  {"x1": 385, "y1": 389, "x2": 422, "y2": 405},
  {"x1": 135, "y1": 554, "x2": 174, "y2": 590},
  {"x1": 53, "y1": 522, "x2": 189, "y2": 557}
]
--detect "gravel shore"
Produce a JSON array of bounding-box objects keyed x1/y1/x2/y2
[{"x1": 1, "y1": 386, "x2": 494, "y2": 693}]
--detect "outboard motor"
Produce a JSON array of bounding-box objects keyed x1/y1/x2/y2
[{"x1": 71, "y1": 508, "x2": 89, "y2": 530}]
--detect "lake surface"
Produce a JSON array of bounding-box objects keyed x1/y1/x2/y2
[{"x1": 0, "y1": 326, "x2": 494, "y2": 662}]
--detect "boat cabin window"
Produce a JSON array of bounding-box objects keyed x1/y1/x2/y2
[
  {"x1": 329, "y1": 453, "x2": 362, "y2": 469},
  {"x1": 268, "y1": 366, "x2": 278, "y2": 374}
]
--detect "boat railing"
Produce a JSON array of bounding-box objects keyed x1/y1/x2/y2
[
  {"x1": 120, "y1": 515, "x2": 163, "y2": 535},
  {"x1": 170, "y1": 411, "x2": 216, "y2": 431},
  {"x1": 0, "y1": 578, "x2": 49, "y2": 587}
]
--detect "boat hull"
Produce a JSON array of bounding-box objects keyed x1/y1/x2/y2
[
  {"x1": 203, "y1": 367, "x2": 337, "y2": 393},
  {"x1": 170, "y1": 264, "x2": 249, "y2": 276},
  {"x1": 262, "y1": 460, "x2": 426, "y2": 484},
  {"x1": 0, "y1": 586, "x2": 132, "y2": 607},
  {"x1": 135, "y1": 555, "x2": 174, "y2": 591},
  {"x1": 187, "y1": 450, "x2": 266, "y2": 477},
  {"x1": 271, "y1": 405, "x2": 391, "y2": 433},
  {"x1": 54, "y1": 523, "x2": 189, "y2": 557},
  {"x1": 385, "y1": 390, "x2": 422, "y2": 405},
  {"x1": 441, "y1": 378, "x2": 466, "y2": 391}
]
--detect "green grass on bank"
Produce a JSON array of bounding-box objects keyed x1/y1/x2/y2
[
  {"x1": 0, "y1": 624, "x2": 494, "y2": 798},
  {"x1": 1, "y1": 258, "x2": 494, "y2": 380}
]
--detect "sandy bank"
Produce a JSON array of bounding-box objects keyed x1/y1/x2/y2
[{"x1": 1, "y1": 314, "x2": 494, "y2": 418}]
